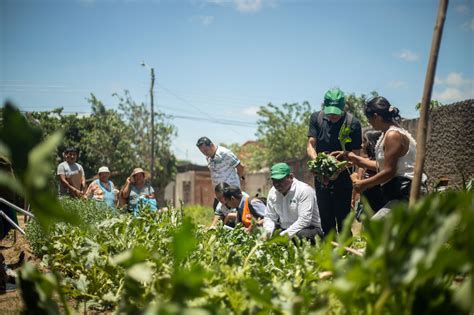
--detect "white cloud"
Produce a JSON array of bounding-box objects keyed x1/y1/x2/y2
[
  {"x1": 234, "y1": 0, "x2": 262, "y2": 12},
  {"x1": 242, "y1": 106, "x2": 260, "y2": 116},
  {"x1": 393, "y1": 49, "x2": 419, "y2": 62},
  {"x1": 433, "y1": 72, "x2": 474, "y2": 102},
  {"x1": 436, "y1": 72, "x2": 472, "y2": 87},
  {"x1": 462, "y1": 18, "x2": 474, "y2": 31},
  {"x1": 206, "y1": 0, "x2": 227, "y2": 5},
  {"x1": 205, "y1": 0, "x2": 276, "y2": 13},
  {"x1": 388, "y1": 80, "x2": 406, "y2": 88}
]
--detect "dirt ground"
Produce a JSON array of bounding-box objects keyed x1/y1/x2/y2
[{"x1": 0, "y1": 216, "x2": 41, "y2": 314}]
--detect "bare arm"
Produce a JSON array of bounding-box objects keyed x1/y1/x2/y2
[
  {"x1": 353, "y1": 132, "x2": 408, "y2": 192},
  {"x1": 307, "y1": 137, "x2": 318, "y2": 160},
  {"x1": 236, "y1": 163, "x2": 245, "y2": 178},
  {"x1": 121, "y1": 177, "x2": 132, "y2": 199},
  {"x1": 59, "y1": 174, "x2": 81, "y2": 196}
]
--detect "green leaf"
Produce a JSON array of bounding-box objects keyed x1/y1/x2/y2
[{"x1": 127, "y1": 262, "x2": 154, "y2": 283}]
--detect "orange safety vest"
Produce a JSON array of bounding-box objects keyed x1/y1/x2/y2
[{"x1": 241, "y1": 196, "x2": 252, "y2": 228}]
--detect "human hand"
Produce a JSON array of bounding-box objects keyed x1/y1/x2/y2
[{"x1": 352, "y1": 179, "x2": 367, "y2": 193}]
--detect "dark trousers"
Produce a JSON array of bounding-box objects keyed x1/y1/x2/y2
[{"x1": 315, "y1": 172, "x2": 352, "y2": 235}]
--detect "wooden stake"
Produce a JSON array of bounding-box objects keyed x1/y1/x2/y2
[{"x1": 410, "y1": 0, "x2": 449, "y2": 205}]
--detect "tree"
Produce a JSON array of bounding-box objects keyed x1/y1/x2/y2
[
  {"x1": 256, "y1": 102, "x2": 312, "y2": 166},
  {"x1": 219, "y1": 141, "x2": 267, "y2": 172},
  {"x1": 344, "y1": 91, "x2": 379, "y2": 127},
  {"x1": 24, "y1": 91, "x2": 177, "y2": 203},
  {"x1": 114, "y1": 90, "x2": 177, "y2": 201}
]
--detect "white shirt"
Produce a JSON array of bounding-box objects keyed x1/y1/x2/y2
[
  {"x1": 263, "y1": 179, "x2": 322, "y2": 238},
  {"x1": 207, "y1": 146, "x2": 241, "y2": 187},
  {"x1": 375, "y1": 126, "x2": 417, "y2": 183}
]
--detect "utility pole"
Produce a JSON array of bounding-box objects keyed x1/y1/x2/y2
[
  {"x1": 141, "y1": 61, "x2": 155, "y2": 184},
  {"x1": 150, "y1": 67, "x2": 155, "y2": 184}
]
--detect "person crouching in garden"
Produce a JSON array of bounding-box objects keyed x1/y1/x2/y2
[
  {"x1": 222, "y1": 185, "x2": 265, "y2": 232},
  {"x1": 333, "y1": 96, "x2": 418, "y2": 220},
  {"x1": 121, "y1": 168, "x2": 156, "y2": 215},
  {"x1": 209, "y1": 182, "x2": 250, "y2": 229},
  {"x1": 263, "y1": 163, "x2": 324, "y2": 243},
  {"x1": 84, "y1": 166, "x2": 117, "y2": 209}
]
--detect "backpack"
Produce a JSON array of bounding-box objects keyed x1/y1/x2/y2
[{"x1": 316, "y1": 111, "x2": 354, "y2": 131}]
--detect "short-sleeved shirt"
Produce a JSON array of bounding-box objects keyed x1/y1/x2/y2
[
  {"x1": 128, "y1": 185, "x2": 155, "y2": 209},
  {"x1": 308, "y1": 111, "x2": 362, "y2": 153},
  {"x1": 57, "y1": 161, "x2": 85, "y2": 195},
  {"x1": 207, "y1": 146, "x2": 241, "y2": 187}
]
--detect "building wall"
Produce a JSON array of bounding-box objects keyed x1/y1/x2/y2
[
  {"x1": 400, "y1": 99, "x2": 474, "y2": 187},
  {"x1": 243, "y1": 170, "x2": 272, "y2": 197}
]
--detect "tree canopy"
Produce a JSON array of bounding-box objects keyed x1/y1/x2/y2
[{"x1": 24, "y1": 91, "x2": 177, "y2": 201}]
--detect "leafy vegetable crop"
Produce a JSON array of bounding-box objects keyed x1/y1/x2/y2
[{"x1": 307, "y1": 152, "x2": 347, "y2": 182}]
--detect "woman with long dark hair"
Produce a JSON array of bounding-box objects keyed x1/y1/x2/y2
[{"x1": 336, "y1": 96, "x2": 417, "y2": 219}]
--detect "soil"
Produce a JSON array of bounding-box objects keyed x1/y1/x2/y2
[{"x1": 0, "y1": 215, "x2": 39, "y2": 313}]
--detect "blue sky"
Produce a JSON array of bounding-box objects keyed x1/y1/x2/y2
[{"x1": 1, "y1": 0, "x2": 473, "y2": 165}]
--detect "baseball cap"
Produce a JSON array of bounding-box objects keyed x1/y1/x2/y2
[
  {"x1": 98, "y1": 166, "x2": 110, "y2": 174},
  {"x1": 270, "y1": 163, "x2": 291, "y2": 180},
  {"x1": 323, "y1": 89, "x2": 345, "y2": 115}
]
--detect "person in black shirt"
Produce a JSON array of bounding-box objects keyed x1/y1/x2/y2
[{"x1": 306, "y1": 88, "x2": 362, "y2": 235}]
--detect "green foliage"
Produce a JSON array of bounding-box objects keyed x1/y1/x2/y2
[
  {"x1": 307, "y1": 152, "x2": 347, "y2": 182},
  {"x1": 25, "y1": 91, "x2": 177, "y2": 202},
  {"x1": 115, "y1": 90, "x2": 177, "y2": 196},
  {"x1": 256, "y1": 102, "x2": 312, "y2": 166},
  {"x1": 338, "y1": 122, "x2": 352, "y2": 152},
  {"x1": 416, "y1": 99, "x2": 442, "y2": 111},
  {"x1": 0, "y1": 103, "x2": 79, "y2": 230},
  {"x1": 344, "y1": 91, "x2": 378, "y2": 127},
  {"x1": 21, "y1": 189, "x2": 472, "y2": 314},
  {"x1": 18, "y1": 262, "x2": 70, "y2": 315},
  {"x1": 220, "y1": 142, "x2": 267, "y2": 172},
  {"x1": 183, "y1": 205, "x2": 214, "y2": 226},
  {"x1": 27, "y1": 198, "x2": 116, "y2": 255}
]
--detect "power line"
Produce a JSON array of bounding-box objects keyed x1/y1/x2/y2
[{"x1": 19, "y1": 110, "x2": 258, "y2": 128}]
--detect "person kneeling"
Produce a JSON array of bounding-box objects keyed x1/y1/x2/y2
[
  {"x1": 263, "y1": 163, "x2": 324, "y2": 244},
  {"x1": 222, "y1": 185, "x2": 265, "y2": 233}
]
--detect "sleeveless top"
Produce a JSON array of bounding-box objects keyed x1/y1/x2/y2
[
  {"x1": 375, "y1": 126, "x2": 417, "y2": 184},
  {"x1": 94, "y1": 179, "x2": 116, "y2": 208}
]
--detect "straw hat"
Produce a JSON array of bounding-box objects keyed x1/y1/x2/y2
[{"x1": 131, "y1": 167, "x2": 146, "y2": 177}]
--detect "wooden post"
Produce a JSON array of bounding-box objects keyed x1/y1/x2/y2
[
  {"x1": 150, "y1": 68, "x2": 155, "y2": 185},
  {"x1": 409, "y1": 0, "x2": 449, "y2": 205}
]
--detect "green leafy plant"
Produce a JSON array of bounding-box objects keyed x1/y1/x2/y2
[
  {"x1": 338, "y1": 122, "x2": 352, "y2": 152},
  {"x1": 307, "y1": 152, "x2": 347, "y2": 183}
]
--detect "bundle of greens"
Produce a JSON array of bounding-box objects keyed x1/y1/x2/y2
[
  {"x1": 307, "y1": 152, "x2": 347, "y2": 180},
  {"x1": 308, "y1": 122, "x2": 352, "y2": 181}
]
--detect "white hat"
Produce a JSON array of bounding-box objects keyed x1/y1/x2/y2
[{"x1": 98, "y1": 166, "x2": 110, "y2": 174}]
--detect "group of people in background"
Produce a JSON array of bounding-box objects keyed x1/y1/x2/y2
[
  {"x1": 198, "y1": 88, "x2": 419, "y2": 242},
  {"x1": 57, "y1": 87, "x2": 419, "y2": 241},
  {"x1": 56, "y1": 149, "x2": 155, "y2": 213}
]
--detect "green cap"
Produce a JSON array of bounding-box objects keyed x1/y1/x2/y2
[
  {"x1": 323, "y1": 88, "x2": 345, "y2": 115},
  {"x1": 270, "y1": 163, "x2": 291, "y2": 180}
]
